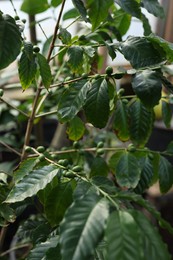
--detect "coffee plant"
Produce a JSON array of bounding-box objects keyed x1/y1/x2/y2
[{"x1": 0, "y1": 0, "x2": 173, "y2": 259}]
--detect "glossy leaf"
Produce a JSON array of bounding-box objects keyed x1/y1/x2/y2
[
  {"x1": 37, "y1": 53, "x2": 52, "y2": 89},
  {"x1": 132, "y1": 70, "x2": 162, "y2": 109},
  {"x1": 60, "y1": 193, "x2": 109, "y2": 260},
  {"x1": 121, "y1": 36, "x2": 166, "y2": 69},
  {"x1": 51, "y1": 0, "x2": 62, "y2": 7},
  {"x1": 87, "y1": 0, "x2": 113, "y2": 30},
  {"x1": 0, "y1": 14, "x2": 22, "y2": 70},
  {"x1": 19, "y1": 42, "x2": 37, "y2": 90},
  {"x1": 135, "y1": 156, "x2": 154, "y2": 194},
  {"x1": 147, "y1": 34, "x2": 173, "y2": 62},
  {"x1": 165, "y1": 141, "x2": 173, "y2": 155},
  {"x1": 162, "y1": 100, "x2": 172, "y2": 128},
  {"x1": 57, "y1": 80, "x2": 90, "y2": 122},
  {"x1": 21, "y1": 0, "x2": 49, "y2": 15},
  {"x1": 90, "y1": 156, "x2": 109, "y2": 178},
  {"x1": 129, "y1": 99, "x2": 154, "y2": 147},
  {"x1": 27, "y1": 235, "x2": 59, "y2": 260},
  {"x1": 115, "y1": 0, "x2": 141, "y2": 18},
  {"x1": 63, "y1": 8, "x2": 79, "y2": 20},
  {"x1": 158, "y1": 156, "x2": 173, "y2": 193},
  {"x1": 116, "y1": 191, "x2": 173, "y2": 234},
  {"x1": 14, "y1": 157, "x2": 38, "y2": 183},
  {"x1": 72, "y1": 0, "x2": 88, "y2": 22},
  {"x1": 141, "y1": 13, "x2": 152, "y2": 36},
  {"x1": 45, "y1": 181, "x2": 73, "y2": 226},
  {"x1": 141, "y1": 0, "x2": 164, "y2": 18},
  {"x1": 66, "y1": 116, "x2": 85, "y2": 141},
  {"x1": 84, "y1": 78, "x2": 110, "y2": 128},
  {"x1": 106, "y1": 210, "x2": 143, "y2": 260},
  {"x1": 58, "y1": 27, "x2": 72, "y2": 44},
  {"x1": 5, "y1": 165, "x2": 59, "y2": 203},
  {"x1": 112, "y1": 9, "x2": 131, "y2": 36},
  {"x1": 109, "y1": 151, "x2": 124, "y2": 172},
  {"x1": 0, "y1": 204, "x2": 15, "y2": 224},
  {"x1": 67, "y1": 46, "x2": 84, "y2": 72},
  {"x1": 129, "y1": 210, "x2": 171, "y2": 260},
  {"x1": 114, "y1": 100, "x2": 130, "y2": 141},
  {"x1": 116, "y1": 151, "x2": 141, "y2": 188}
]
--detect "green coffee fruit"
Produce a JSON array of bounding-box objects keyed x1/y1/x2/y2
[
  {"x1": 97, "y1": 141, "x2": 104, "y2": 148},
  {"x1": 38, "y1": 154, "x2": 45, "y2": 161},
  {"x1": 25, "y1": 146, "x2": 32, "y2": 152},
  {"x1": 97, "y1": 148, "x2": 105, "y2": 155},
  {"x1": 33, "y1": 46, "x2": 40, "y2": 53},
  {"x1": 0, "y1": 89, "x2": 4, "y2": 97},
  {"x1": 72, "y1": 166, "x2": 83, "y2": 172},
  {"x1": 105, "y1": 66, "x2": 113, "y2": 75},
  {"x1": 37, "y1": 146, "x2": 45, "y2": 153}
]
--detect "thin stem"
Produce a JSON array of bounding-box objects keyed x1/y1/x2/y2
[
  {"x1": 47, "y1": 0, "x2": 67, "y2": 61},
  {"x1": 35, "y1": 110, "x2": 57, "y2": 118},
  {"x1": 0, "y1": 97, "x2": 28, "y2": 117},
  {"x1": 0, "y1": 243, "x2": 31, "y2": 257},
  {"x1": 65, "y1": 15, "x2": 81, "y2": 29},
  {"x1": 21, "y1": 0, "x2": 67, "y2": 160},
  {"x1": 0, "y1": 140, "x2": 21, "y2": 156},
  {"x1": 9, "y1": 0, "x2": 18, "y2": 16}
]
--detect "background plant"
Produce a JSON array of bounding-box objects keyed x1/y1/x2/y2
[{"x1": 0, "y1": 0, "x2": 173, "y2": 259}]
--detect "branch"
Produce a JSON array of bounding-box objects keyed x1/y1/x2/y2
[
  {"x1": 0, "y1": 97, "x2": 28, "y2": 117},
  {"x1": 0, "y1": 140, "x2": 21, "y2": 156},
  {"x1": 21, "y1": 0, "x2": 67, "y2": 160}
]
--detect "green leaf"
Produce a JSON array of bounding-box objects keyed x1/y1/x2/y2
[
  {"x1": 16, "y1": 216, "x2": 48, "y2": 243},
  {"x1": 147, "y1": 34, "x2": 173, "y2": 62},
  {"x1": 19, "y1": 42, "x2": 37, "y2": 90},
  {"x1": 51, "y1": 0, "x2": 62, "y2": 7},
  {"x1": 116, "y1": 191, "x2": 173, "y2": 235},
  {"x1": 45, "y1": 181, "x2": 73, "y2": 227},
  {"x1": 141, "y1": 13, "x2": 152, "y2": 36},
  {"x1": 66, "y1": 116, "x2": 85, "y2": 141},
  {"x1": 141, "y1": 0, "x2": 164, "y2": 18},
  {"x1": 109, "y1": 151, "x2": 124, "y2": 172},
  {"x1": 84, "y1": 78, "x2": 110, "y2": 128},
  {"x1": 5, "y1": 165, "x2": 59, "y2": 203},
  {"x1": 115, "y1": 0, "x2": 141, "y2": 18},
  {"x1": 36, "y1": 53, "x2": 52, "y2": 89},
  {"x1": 60, "y1": 193, "x2": 109, "y2": 260},
  {"x1": 90, "y1": 156, "x2": 109, "y2": 178},
  {"x1": 161, "y1": 75, "x2": 173, "y2": 94},
  {"x1": 135, "y1": 156, "x2": 154, "y2": 194},
  {"x1": 132, "y1": 70, "x2": 162, "y2": 109},
  {"x1": 158, "y1": 156, "x2": 173, "y2": 193},
  {"x1": 14, "y1": 157, "x2": 38, "y2": 183},
  {"x1": 121, "y1": 36, "x2": 166, "y2": 69},
  {"x1": 116, "y1": 151, "x2": 141, "y2": 188},
  {"x1": 0, "y1": 204, "x2": 15, "y2": 224},
  {"x1": 114, "y1": 100, "x2": 130, "y2": 141},
  {"x1": 45, "y1": 243, "x2": 61, "y2": 260},
  {"x1": 87, "y1": 0, "x2": 113, "y2": 31},
  {"x1": 112, "y1": 9, "x2": 131, "y2": 36},
  {"x1": 63, "y1": 8, "x2": 79, "y2": 20},
  {"x1": 27, "y1": 235, "x2": 59, "y2": 260},
  {"x1": 129, "y1": 99, "x2": 154, "y2": 147},
  {"x1": 129, "y1": 210, "x2": 171, "y2": 260},
  {"x1": 72, "y1": 0, "x2": 88, "y2": 22},
  {"x1": 106, "y1": 210, "x2": 143, "y2": 260},
  {"x1": 67, "y1": 46, "x2": 84, "y2": 73},
  {"x1": 21, "y1": 0, "x2": 49, "y2": 15},
  {"x1": 165, "y1": 141, "x2": 173, "y2": 155},
  {"x1": 58, "y1": 27, "x2": 71, "y2": 44},
  {"x1": 0, "y1": 14, "x2": 22, "y2": 70},
  {"x1": 57, "y1": 80, "x2": 90, "y2": 122},
  {"x1": 162, "y1": 100, "x2": 172, "y2": 128}
]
